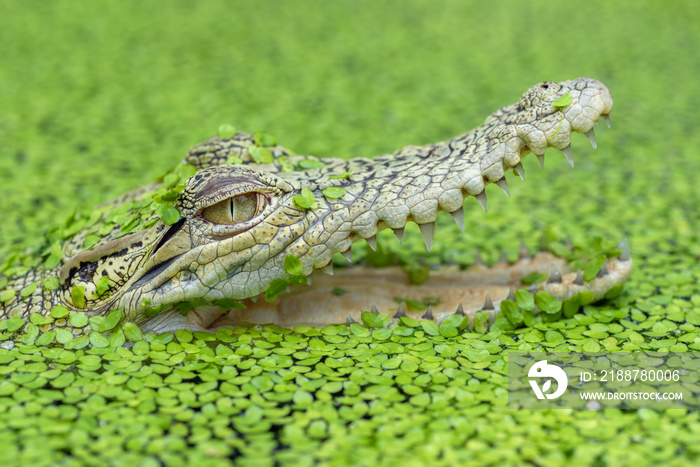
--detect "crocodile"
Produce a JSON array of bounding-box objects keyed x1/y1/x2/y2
[{"x1": 0, "y1": 77, "x2": 632, "y2": 334}]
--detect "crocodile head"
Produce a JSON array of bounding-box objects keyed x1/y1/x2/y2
[{"x1": 1, "y1": 77, "x2": 631, "y2": 332}]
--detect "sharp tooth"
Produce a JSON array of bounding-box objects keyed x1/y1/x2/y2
[
  {"x1": 450, "y1": 207, "x2": 465, "y2": 233},
  {"x1": 473, "y1": 249, "x2": 485, "y2": 267},
  {"x1": 506, "y1": 288, "x2": 515, "y2": 302},
  {"x1": 482, "y1": 293, "x2": 494, "y2": 310},
  {"x1": 573, "y1": 269, "x2": 584, "y2": 286},
  {"x1": 476, "y1": 192, "x2": 488, "y2": 212},
  {"x1": 342, "y1": 249, "x2": 352, "y2": 262},
  {"x1": 565, "y1": 234, "x2": 574, "y2": 251},
  {"x1": 394, "y1": 302, "x2": 407, "y2": 318},
  {"x1": 495, "y1": 178, "x2": 510, "y2": 197},
  {"x1": 616, "y1": 237, "x2": 630, "y2": 261},
  {"x1": 371, "y1": 305, "x2": 379, "y2": 315},
  {"x1": 418, "y1": 222, "x2": 435, "y2": 252},
  {"x1": 548, "y1": 264, "x2": 562, "y2": 284},
  {"x1": 322, "y1": 263, "x2": 334, "y2": 275},
  {"x1": 536, "y1": 154, "x2": 545, "y2": 168},
  {"x1": 306, "y1": 275, "x2": 313, "y2": 285},
  {"x1": 603, "y1": 114, "x2": 611, "y2": 128},
  {"x1": 518, "y1": 239, "x2": 530, "y2": 260},
  {"x1": 455, "y1": 304, "x2": 465, "y2": 316},
  {"x1": 421, "y1": 306, "x2": 434, "y2": 320},
  {"x1": 513, "y1": 162, "x2": 525, "y2": 181},
  {"x1": 528, "y1": 284, "x2": 538, "y2": 294},
  {"x1": 393, "y1": 227, "x2": 405, "y2": 244},
  {"x1": 250, "y1": 295, "x2": 259, "y2": 303},
  {"x1": 561, "y1": 145, "x2": 574, "y2": 167},
  {"x1": 498, "y1": 249, "x2": 508, "y2": 264},
  {"x1": 346, "y1": 315, "x2": 356, "y2": 325},
  {"x1": 584, "y1": 129, "x2": 597, "y2": 149},
  {"x1": 366, "y1": 235, "x2": 377, "y2": 251},
  {"x1": 598, "y1": 262, "x2": 609, "y2": 277}
]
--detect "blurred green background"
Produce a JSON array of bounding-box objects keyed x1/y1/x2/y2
[
  {"x1": 2, "y1": 1, "x2": 700, "y2": 465},
  {"x1": 2, "y1": 0, "x2": 698, "y2": 247}
]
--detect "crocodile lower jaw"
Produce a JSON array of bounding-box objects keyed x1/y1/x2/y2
[{"x1": 139, "y1": 252, "x2": 632, "y2": 333}]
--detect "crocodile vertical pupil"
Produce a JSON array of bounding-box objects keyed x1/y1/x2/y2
[{"x1": 202, "y1": 193, "x2": 259, "y2": 224}]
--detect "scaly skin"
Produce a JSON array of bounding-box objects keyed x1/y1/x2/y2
[{"x1": 0, "y1": 77, "x2": 631, "y2": 332}]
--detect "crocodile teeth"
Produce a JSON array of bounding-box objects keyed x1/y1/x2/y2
[
  {"x1": 584, "y1": 129, "x2": 597, "y2": 149},
  {"x1": 455, "y1": 303, "x2": 465, "y2": 316},
  {"x1": 518, "y1": 239, "x2": 530, "y2": 259},
  {"x1": 450, "y1": 207, "x2": 465, "y2": 233},
  {"x1": 598, "y1": 262, "x2": 609, "y2": 277},
  {"x1": 506, "y1": 288, "x2": 515, "y2": 302},
  {"x1": 322, "y1": 263, "x2": 334, "y2": 275},
  {"x1": 421, "y1": 306, "x2": 434, "y2": 320},
  {"x1": 482, "y1": 293, "x2": 494, "y2": 310},
  {"x1": 513, "y1": 162, "x2": 525, "y2": 181},
  {"x1": 393, "y1": 228, "x2": 405, "y2": 244},
  {"x1": 495, "y1": 178, "x2": 510, "y2": 197},
  {"x1": 548, "y1": 264, "x2": 562, "y2": 284},
  {"x1": 528, "y1": 284, "x2": 538, "y2": 294},
  {"x1": 366, "y1": 235, "x2": 377, "y2": 251},
  {"x1": 573, "y1": 269, "x2": 584, "y2": 286},
  {"x1": 394, "y1": 302, "x2": 407, "y2": 318},
  {"x1": 603, "y1": 114, "x2": 611, "y2": 128},
  {"x1": 473, "y1": 249, "x2": 485, "y2": 267},
  {"x1": 342, "y1": 249, "x2": 352, "y2": 262},
  {"x1": 346, "y1": 315, "x2": 356, "y2": 325},
  {"x1": 307, "y1": 275, "x2": 313, "y2": 285},
  {"x1": 418, "y1": 222, "x2": 435, "y2": 252},
  {"x1": 616, "y1": 237, "x2": 630, "y2": 261},
  {"x1": 476, "y1": 191, "x2": 488, "y2": 212},
  {"x1": 565, "y1": 234, "x2": 574, "y2": 251},
  {"x1": 370, "y1": 305, "x2": 379, "y2": 315},
  {"x1": 536, "y1": 154, "x2": 545, "y2": 168},
  {"x1": 250, "y1": 295, "x2": 259, "y2": 303},
  {"x1": 498, "y1": 249, "x2": 508, "y2": 264},
  {"x1": 561, "y1": 145, "x2": 574, "y2": 167}
]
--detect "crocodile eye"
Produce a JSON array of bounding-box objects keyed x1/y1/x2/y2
[{"x1": 202, "y1": 193, "x2": 265, "y2": 225}]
